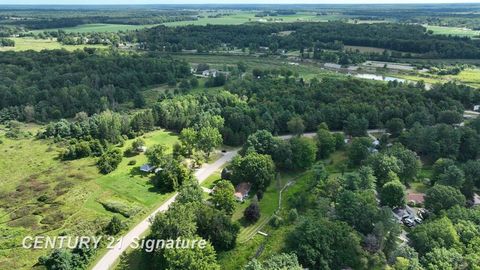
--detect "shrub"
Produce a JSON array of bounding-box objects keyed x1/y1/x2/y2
[
  {"x1": 97, "y1": 148, "x2": 122, "y2": 174},
  {"x1": 99, "y1": 200, "x2": 141, "y2": 218},
  {"x1": 269, "y1": 215, "x2": 283, "y2": 228},
  {"x1": 244, "y1": 200, "x2": 261, "y2": 223},
  {"x1": 128, "y1": 160, "x2": 137, "y2": 166},
  {"x1": 105, "y1": 216, "x2": 123, "y2": 235},
  {"x1": 288, "y1": 208, "x2": 298, "y2": 222}
]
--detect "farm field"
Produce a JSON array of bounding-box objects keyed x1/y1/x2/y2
[
  {"x1": 393, "y1": 68, "x2": 480, "y2": 88},
  {"x1": 172, "y1": 54, "x2": 344, "y2": 81},
  {"x1": 344, "y1": 45, "x2": 388, "y2": 53},
  {"x1": 0, "y1": 125, "x2": 178, "y2": 269},
  {"x1": 28, "y1": 12, "x2": 340, "y2": 33},
  {"x1": 0, "y1": 37, "x2": 107, "y2": 52},
  {"x1": 163, "y1": 12, "x2": 338, "y2": 27},
  {"x1": 426, "y1": 25, "x2": 480, "y2": 38},
  {"x1": 31, "y1": 23, "x2": 158, "y2": 33}
]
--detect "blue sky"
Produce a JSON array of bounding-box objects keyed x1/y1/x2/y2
[{"x1": 2, "y1": 0, "x2": 480, "y2": 5}]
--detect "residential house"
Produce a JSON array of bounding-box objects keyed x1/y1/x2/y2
[
  {"x1": 234, "y1": 182, "x2": 252, "y2": 202},
  {"x1": 140, "y1": 164, "x2": 155, "y2": 173}
]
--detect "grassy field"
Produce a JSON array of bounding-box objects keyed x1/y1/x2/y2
[
  {"x1": 31, "y1": 23, "x2": 158, "y2": 34},
  {"x1": 393, "y1": 68, "x2": 480, "y2": 88},
  {"x1": 164, "y1": 12, "x2": 338, "y2": 27},
  {"x1": 28, "y1": 12, "x2": 341, "y2": 34},
  {"x1": 0, "y1": 124, "x2": 178, "y2": 269},
  {"x1": 0, "y1": 37, "x2": 107, "y2": 52},
  {"x1": 172, "y1": 54, "x2": 344, "y2": 81},
  {"x1": 426, "y1": 25, "x2": 480, "y2": 38},
  {"x1": 345, "y1": 45, "x2": 388, "y2": 54}
]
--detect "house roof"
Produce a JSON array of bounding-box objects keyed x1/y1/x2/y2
[
  {"x1": 407, "y1": 193, "x2": 425, "y2": 204},
  {"x1": 140, "y1": 164, "x2": 155, "y2": 172},
  {"x1": 235, "y1": 182, "x2": 252, "y2": 198}
]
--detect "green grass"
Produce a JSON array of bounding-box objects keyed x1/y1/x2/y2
[
  {"x1": 344, "y1": 45, "x2": 388, "y2": 54},
  {"x1": 426, "y1": 25, "x2": 480, "y2": 38},
  {"x1": 31, "y1": 23, "x2": 158, "y2": 34},
  {"x1": 163, "y1": 12, "x2": 335, "y2": 27},
  {"x1": 201, "y1": 171, "x2": 221, "y2": 189},
  {"x1": 172, "y1": 54, "x2": 343, "y2": 81},
  {"x1": 0, "y1": 37, "x2": 107, "y2": 52},
  {"x1": 29, "y1": 12, "x2": 341, "y2": 34},
  {"x1": 393, "y1": 68, "x2": 480, "y2": 89},
  {"x1": 218, "y1": 172, "x2": 311, "y2": 270},
  {"x1": 0, "y1": 126, "x2": 178, "y2": 269}
]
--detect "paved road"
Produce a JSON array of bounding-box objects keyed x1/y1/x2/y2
[
  {"x1": 92, "y1": 129, "x2": 388, "y2": 269},
  {"x1": 91, "y1": 149, "x2": 238, "y2": 270}
]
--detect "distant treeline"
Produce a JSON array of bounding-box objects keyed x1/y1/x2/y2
[
  {"x1": 0, "y1": 38, "x2": 14, "y2": 47},
  {"x1": 0, "y1": 49, "x2": 190, "y2": 122},
  {"x1": 1, "y1": 10, "x2": 198, "y2": 30},
  {"x1": 138, "y1": 22, "x2": 480, "y2": 59}
]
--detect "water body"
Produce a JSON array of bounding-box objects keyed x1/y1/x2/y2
[{"x1": 354, "y1": 73, "x2": 406, "y2": 83}]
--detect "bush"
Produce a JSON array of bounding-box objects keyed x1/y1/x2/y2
[
  {"x1": 97, "y1": 148, "x2": 123, "y2": 174},
  {"x1": 269, "y1": 215, "x2": 283, "y2": 228},
  {"x1": 244, "y1": 200, "x2": 261, "y2": 223},
  {"x1": 105, "y1": 216, "x2": 123, "y2": 235},
  {"x1": 128, "y1": 160, "x2": 137, "y2": 166},
  {"x1": 98, "y1": 200, "x2": 141, "y2": 218},
  {"x1": 288, "y1": 208, "x2": 298, "y2": 222}
]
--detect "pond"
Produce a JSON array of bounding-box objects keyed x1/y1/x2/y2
[{"x1": 354, "y1": 73, "x2": 406, "y2": 83}]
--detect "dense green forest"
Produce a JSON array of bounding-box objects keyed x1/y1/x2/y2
[
  {"x1": 0, "y1": 49, "x2": 190, "y2": 121},
  {"x1": 0, "y1": 9, "x2": 197, "y2": 29},
  {"x1": 150, "y1": 71, "x2": 479, "y2": 145},
  {"x1": 139, "y1": 22, "x2": 480, "y2": 58}
]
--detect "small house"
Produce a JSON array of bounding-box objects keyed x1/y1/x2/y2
[
  {"x1": 324, "y1": 63, "x2": 342, "y2": 70},
  {"x1": 140, "y1": 164, "x2": 155, "y2": 173},
  {"x1": 474, "y1": 105, "x2": 480, "y2": 111},
  {"x1": 234, "y1": 182, "x2": 252, "y2": 202},
  {"x1": 202, "y1": 69, "x2": 218, "y2": 77},
  {"x1": 136, "y1": 146, "x2": 147, "y2": 153}
]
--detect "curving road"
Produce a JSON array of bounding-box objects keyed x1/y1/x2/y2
[{"x1": 91, "y1": 149, "x2": 239, "y2": 270}]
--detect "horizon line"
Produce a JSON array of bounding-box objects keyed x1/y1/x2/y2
[{"x1": 2, "y1": 2, "x2": 480, "y2": 5}]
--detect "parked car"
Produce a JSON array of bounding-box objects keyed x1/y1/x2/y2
[
  {"x1": 414, "y1": 217, "x2": 422, "y2": 224},
  {"x1": 403, "y1": 218, "x2": 415, "y2": 227}
]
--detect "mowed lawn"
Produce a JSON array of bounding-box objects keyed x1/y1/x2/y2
[
  {"x1": 426, "y1": 25, "x2": 480, "y2": 38},
  {"x1": 0, "y1": 37, "x2": 107, "y2": 52},
  {"x1": 395, "y1": 68, "x2": 480, "y2": 89},
  {"x1": 0, "y1": 126, "x2": 177, "y2": 270}
]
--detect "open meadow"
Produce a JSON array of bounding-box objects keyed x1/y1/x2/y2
[
  {"x1": 426, "y1": 25, "x2": 480, "y2": 38},
  {"x1": 393, "y1": 68, "x2": 480, "y2": 89},
  {"x1": 31, "y1": 23, "x2": 158, "y2": 33},
  {"x1": 0, "y1": 124, "x2": 178, "y2": 269},
  {"x1": 0, "y1": 37, "x2": 107, "y2": 52}
]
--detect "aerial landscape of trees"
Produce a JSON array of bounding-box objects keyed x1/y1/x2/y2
[
  {"x1": 3, "y1": 3, "x2": 480, "y2": 270},
  {"x1": 139, "y1": 22, "x2": 480, "y2": 58}
]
